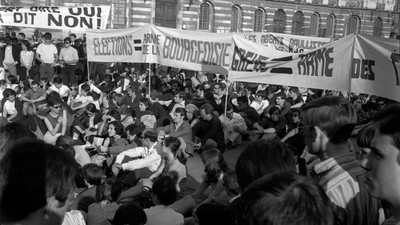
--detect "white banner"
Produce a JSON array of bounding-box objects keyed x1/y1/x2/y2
[
  {"x1": 238, "y1": 32, "x2": 331, "y2": 53},
  {"x1": 229, "y1": 34, "x2": 400, "y2": 101},
  {"x1": 0, "y1": 6, "x2": 110, "y2": 31}
]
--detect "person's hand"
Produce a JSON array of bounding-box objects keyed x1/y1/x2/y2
[
  {"x1": 112, "y1": 164, "x2": 122, "y2": 176},
  {"x1": 57, "y1": 116, "x2": 63, "y2": 123}
]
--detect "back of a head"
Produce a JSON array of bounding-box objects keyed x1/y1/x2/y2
[
  {"x1": 81, "y1": 163, "x2": 104, "y2": 186},
  {"x1": 152, "y1": 175, "x2": 177, "y2": 206},
  {"x1": 0, "y1": 138, "x2": 78, "y2": 223},
  {"x1": 372, "y1": 103, "x2": 400, "y2": 150},
  {"x1": 301, "y1": 96, "x2": 357, "y2": 144},
  {"x1": 0, "y1": 123, "x2": 36, "y2": 160},
  {"x1": 113, "y1": 203, "x2": 147, "y2": 225},
  {"x1": 235, "y1": 140, "x2": 296, "y2": 191},
  {"x1": 236, "y1": 172, "x2": 334, "y2": 225}
]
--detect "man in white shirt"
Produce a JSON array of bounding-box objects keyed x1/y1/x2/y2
[
  {"x1": 112, "y1": 128, "x2": 161, "y2": 187},
  {"x1": 47, "y1": 76, "x2": 70, "y2": 99},
  {"x1": 59, "y1": 37, "x2": 79, "y2": 86},
  {"x1": 219, "y1": 104, "x2": 247, "y2": 148},
  {"x1": 250, "y1": 90, "x2": 269, "y2": 115},
  {"x1": 36, "y1": 32, "x2": 58, "y2": 80}
]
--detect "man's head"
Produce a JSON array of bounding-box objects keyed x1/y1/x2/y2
[
  {"x1": 53, "y1": 76, "x2": 63, "y2": 89},
  {"x1": 361, "y1": 103, "x2": 400, "y2": 205},
  {"x1": 174, "y1": 92, "x2": 186, "y2": 104},
  {"x1": 269, "y1": 106, "x2": 281, "y2": 122},
  {"x1": 226, "y1": 104, "x2": 234, "y2": 120},
  {"x1": 237, "y1": 96, "x2": 249, "y2": 110},
  {"x1": 275, "y1": 92, "x2": 286, "y2": 107},
  {"x1": 213, "y1": 82, "x2": 225, "y2": 95},
  {"x1": 301, "y1": 96, "x2": 357, "y2": 155},
  {"x1": 43, "y1": 32, "x2": 52, "y2": 44},
  {"x1": 235, "y1": 140, "x2": 296, "y2": 192},
  {"x1": 17, "y1": 32, "x2": 25, "y2": 40},
  {"x1": 69, "y1": 33, "x2": 76, "y2": 42},
  {"x1": 288, "y1": 87, "x2": 300, "y2": 99},
  {"x1": 199, "y1": 103, "x2": 214, "y2": 121},
  {"x1": 63, "y1": 37, "x2": 71, "y2": 48},
  {"x1": 31, "y1": 81, "x2": 40, "y2": 93},
  {"x1": 0, "y1": 139, "x2": 78, "y2": 224},
  {"x1": 236, "y1": 172, "x2": 334, "y2": 225},
  {"x1": 173, "y1": 107, "x2": 186, "y2": 124},
  {"x1": 3, "y1": 89, "x2": 16, "y2": 103},
  {"x1": 125, "y1": 124, "x2": 143, "y2": 143},
  {"x1": 140, "y1": 128, "x2": 158, "y2": 148}
]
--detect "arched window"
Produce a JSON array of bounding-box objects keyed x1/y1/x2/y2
[
  {"x1": 373, "y1": 17, "x2": 383, "y2": 36},
  {"x1": 231, "y1": 5, "x2": 242, "y2": 32},
  {"x1": 199, "y1": 2, "x2": 214, "y2": 31},
  {"x1": 292, "y1": 11, "x2": 304, "y2": 35},
  {"x1": 346, "y1": 16, "x2": 359, "y2": 35},
  {"x1": 326, "y1": 14, "x2": 336, "y2": 37},
  {"x1": 310, "y1": 13, "x2": 320, "y2": 36},
  {"x1": 273, "y1": 9, "x2": 286, "y2": 33},
  {"x1": 254, "y1": 8, "x2": 265, "y2": 32}
]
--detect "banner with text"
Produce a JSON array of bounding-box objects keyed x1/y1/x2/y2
[
  {"x1": 229, "y1": 34, "x2": 400, "y2": 101},
  {"x1": 238, "y1": 32, "x2": 331, "y2": 53},
  {"x1": 0, "y1": 6, "x2": 110, "y2": 31}
]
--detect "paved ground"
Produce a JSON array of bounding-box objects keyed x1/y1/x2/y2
[{"x1": 185, "y1": 141, "x2": 249, "y2": 189}]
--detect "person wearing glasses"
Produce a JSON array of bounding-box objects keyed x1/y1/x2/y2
[
  {"x1": 59, "y1": 37, "x2": 79, "y2": 87},
  {"x1": 43, "y1": 94, "x2": 67, "y2": 145}
]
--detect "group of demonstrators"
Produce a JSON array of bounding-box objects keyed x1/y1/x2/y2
[{"x1": 0, "y1": 30, "x2": 400, "y2": 225}]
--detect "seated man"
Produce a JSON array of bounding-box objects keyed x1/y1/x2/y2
[
  {"x1": 157, "y1": 107, "x2": 193, "y2": 157},
  {"x1": 20, "y1": 80, "x2": 47, "y2": 109},
  {"x1": 250, "y1": 90, "x2": 269, "y2": 115},
  {"x1": 219, "y1": 104, "x2": 247, "y2": 149},
  {"x1": 47, "y1": 76, "x2": 70, "y2": 101},
  {"x1": 253, "y1": 106, "x2": 287, "y2": 141},
  {"x1": 193, "y1": 103, "x2": 225, "y2": 152},
  {"x1": 109, "y1": 123, "x2": 144, "y2": 155},
  {"x1": 112, "y1": 128, "x2": 162, "y2": 187},
  {"x1": 0, "y1": 138, "x2": 78, "y2": 225},
  {"x1": 237, "y1": 95, "x2": 260, "y2": 130}
]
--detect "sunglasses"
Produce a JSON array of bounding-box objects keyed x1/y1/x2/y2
[
  {"x1": 64, "y1": 42, "x2": 70, "y2": 44},
  {"x1": 52, "y1": 105, "x2": 61, "y2": 109},
  {"x1": 292, "y1": 114, "x2": 299, "y2": 118}
]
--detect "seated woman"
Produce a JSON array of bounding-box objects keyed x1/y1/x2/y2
[
  {"x1": 97, "y1": 120, "x2": 125, "y2": 156},
  {"x1": 87, "y1": 177, "x2": 123, "y2": 225},
  {"x1": 119, "y1": 136, "x2": 187, "y2": 201},
  {"x1": 43, "y1": 94, "x2": 68, "y2": 145},
  {"x1": 56, "y1": 135, "x2": 91, "y2": 167},
  {"x1": 137, "y1": 98, "x2": 157, "y2": 129},
  {"x1": 72, "y1": 103, "x2": 102, "y2": 144},
  {"x1": 2, "y1": 88, "x2": 23, "y2": 122},
  {"x1": 17, "y1": 101, "x2": 46, "y2": 139},
  {"x1": 114, "y1": 93, "x2": 134, "y2": 128}
]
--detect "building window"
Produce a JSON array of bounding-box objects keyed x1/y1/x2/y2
[
  {"x1": 373, "y1": 17, "x2": 383, "y2": 36},
  {"x1": 310, "y1": 13, "x2": 320, "y2": 36},
  {"x1": 155, "y1": 0, "x2": 177, "y2": 28},
  {"x1": 113, "y1": 0, "x2": 126, "y2": 25},
  {"x1": 273, "y1": 9, "x2": 286, "y2": 33},
  {"x1": 254, "y1": 8, "x2": 265, "y2": 32},
  {"x1": 231, "y1": 5, "x2": 242, "y2": 32},
  {"x1": 346, "y1": 16, "x2": 359, "y2": 35},
  {"x1": 199, "y1": 2, "x2": 213, "y2": 31},
  {"x1": 292, "y1": 11, "x2": 304, "y2": 35},
  {"x1": 326, "y1": 14, "x2": 336, "y2": 37}
]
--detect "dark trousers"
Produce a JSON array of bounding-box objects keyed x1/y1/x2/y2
[{"x1": 62, "y1": 64, "x2": 78, "y2": 86}]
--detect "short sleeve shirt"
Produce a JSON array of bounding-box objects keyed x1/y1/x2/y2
[{"x1": 24, "y1": 88, "x2": 46, "y2": 100}]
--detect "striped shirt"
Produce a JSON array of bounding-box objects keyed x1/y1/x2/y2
[{"x1": 312, "y1": 152, "x2": 380, "y2": 225}]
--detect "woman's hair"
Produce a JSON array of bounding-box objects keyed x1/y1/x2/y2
[
  {"x1": 164, "y1": 136, "x2": 181, "y2": 156},
  {"x1": 22, "y1": 102, "x2": 37, "y2": 116},
  {"x1": 357, "y1": 124, "x2": 375, "y2": 148},
  {"x1": 20, "y1": 39, "x2": 31, "y2": 51},
  {"x1": 98, "y1": 177, "x2": 123, "y2": 202},
  {"x1": 86, "y1": 103, "x2": 98, "y2": 114},
  {"x1": 152, "y1": 175, "x2": 177, "y2": 206},
  {"x1": 81, "y1": 163, "x2": 104, "y2": 186},
  {"x1": 201, "y1": 149, "x2": 228, "y2": 183},
  {"x1": 46, "y1": 91, "x2": 62, "y2": 107},
  {"x1": 109, "y1": 121, "x2": 124, "y2": 136},
  {"x1": 55, "y1": 135, "x2": 74, "y2": 146},
  {"x1": 7, "y1": 75, "x2": 17, "y2": 84},
  {"x1": 140, "y1": 98, "x2": 152, "y2": 110}
]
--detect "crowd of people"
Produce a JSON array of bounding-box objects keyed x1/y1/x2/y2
[{"x1": 0, "y1": 30, "x2": 400, "y2": 225}]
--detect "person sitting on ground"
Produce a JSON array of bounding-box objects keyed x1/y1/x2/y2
[
  {"x1": 274, "y1": 92, "x2": 291, "y2": 121},
  {"x1": 2, "y1": 88, "x2": 23, "y2": 123},
  {"x1": 108, "y1": 123, "x2": 144, "y2": 156},
  {"x1": 71, "y1": 83, "x2": 94, "y2": 113},
  {"x1": 20, "y1": 80, "x2": 47, "y2": 109},
  {"x1": 56, "y1": 135, "x2": 91, "y2": 167},
  {"x1": 47, "y1": 76, "x2": 70, "y2": 101},
  {"x1": 43, "y1": 94, "x2": 68, "y2": 145},
  {"x1": 236, "y1": 172, "x2": 336, "y2": 225},
  {"x1": 236, "y1": 95, "x2": 260, "y2": 130},
  {"x1": 193, "y1": 103, "x2": 225, "y2": 152},
  {"x1": 87, "y1": 177, "x2": 124, "y2": 225},
  {"x1": 17, "y1": 101, "x2": 46, "y2": 139},
  {"x1": 144, "y1": 174, "x2": 184, "y2": 225},
  {"x1": 219, "y1": 104, "x2": 247, "y2": 149},
  {"x1": 97, "y1": 120, "x2": 125, "y2": 156},
  {"x1": 70, "y1": 163, "x2": 104, "y2": 213},
  {"x1": 0, "y1": 139, "x2": 78, "y2": 225},
  {"x1": 287, "y1": 86, "x2": 304, "y2": 109},
  {"x1": 253, "y1": 106, "x2": 287, "y2": 141},
  {"x1": 301, "y1": 96, "x2": 380, "y2": 225},
  {"x1": 250, "y1": 90, "x2": 269, "y2": 115},
  {"x1": 114, "y1": 93, "x2": 134, "y2": 128}
]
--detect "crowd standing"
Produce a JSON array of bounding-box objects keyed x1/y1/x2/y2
[{"x1": 0, "y1": 31, "x2": 400, "y2": 225}]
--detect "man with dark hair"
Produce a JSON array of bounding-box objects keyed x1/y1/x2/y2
[
  {"x1": 236, "y1": 95, "x2": 259, "y2": 129},
  {"x1": 20, "y1": 80, "x2": 47, "y2": 107},
  {"x1": 253, "y1": 106, "x2": 287, "y2": 141},
  {"x1": 36, "y1": 32, "x2": 58, "y2": 80},
  {"x1": 0, "y1": 138, "x2": 78, "y2": 225},
  {"x1": 301, "y1": 96, "x2": 380, "y2": 225},
  {"x1": 361, "y1": 103, "x2": 400, "y2": 224},
  {"x1": 112, "y1": 128, "x2": 162, "y2": 186},
  {"x1": 236, "y1": 172, "x2": 335, "y2": 225},
  {"x1": 108, "y1": 123, "x2": 144, "y2": 155},
  {"x1": 59, "y1": 37, "x2": 79, "y2": 86},
  {"x1": 193, "y1": 103, "x2": 225, "y2": 152},
  {"x1": 274, "y1": 92, "x2": 291, "y2": 120}
]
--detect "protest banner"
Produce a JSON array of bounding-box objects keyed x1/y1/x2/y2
[
  {"x1": 229, "y1": 34, "x2": 400, "y2": 101},
  {"x1": 0, "y1": 6, "x2": 110, "y2": 31},
  {"x1": 238, "y1": 32, "x2": 331, "y2": 53}
]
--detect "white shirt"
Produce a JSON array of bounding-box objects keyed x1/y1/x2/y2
[
  {"x1": 250, "y1": 99, "x2": 269, "y2": 115},
  {"x1": 48, "y1": 84, "x2": 70, "y2": 98},
  {"x1": 4, "y1": 100, "x2": 17, "y2": 116},
  {"x1": 219, "y1": 113, "x2": 247, "y2": 132},
  {"x1": 115, "y1": 142, "x2": 161, "y2": 172},
  {"x1": 78, "y1": 83, "x2": 102, "y2": 95},
  {"x1": 36, "y1": 43, "x2": 58, "y2": 64},
  {"x1": 144, "y1": 205, "x2": 184, "y2": 225}
]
